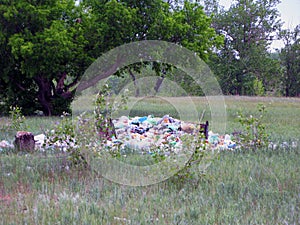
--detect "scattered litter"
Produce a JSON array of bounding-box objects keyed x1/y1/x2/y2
[
  {"x1": 0, "y1": 140, "x2": 13, "y2": 149},
  {"x1": 292, "y1": 142, "x2": 298, "y2": 148},
  {"x1": 207, "y1": 131, "x2": 237, "y2": 151},
  {"x1": 34, "y1": 134, "x2": 46, "y2": 149}
]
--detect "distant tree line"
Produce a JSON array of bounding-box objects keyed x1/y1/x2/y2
[{"x1": 0, "y1": 0, "x2": 299, "y2": 116}]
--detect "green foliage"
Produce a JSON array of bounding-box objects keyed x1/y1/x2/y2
[
  {"x1": 44, "y1": 112, "x2": 75, "y2": 150},
  {"x1": 208, "y1": 0, "x2": 282, "y2": 95},
  {"x1": 0, "y1": 0, "x2": 92, "y2": 116},
  {"x1": 278, "y1": 26, "x2": 300, "y2": 97},
  {"x1": 83, "y1": 0, "x2": 223, "y2": 97},
  {"x1": 94, "y1": 84, "x2": 128, "y2": 143},
  {"x1": 9, "y1": 105, "x2": 27, "y2": 131},
  {"x1": 0, "y1": 0, "x2": 222, "y2": 115},
  {"x1": 253, "y1": 78, "x2": 265, "y2": 96},
  {"x1": 174, "y1": 132, "x2": 212, "y2": 182},
  {"x1": 44, "y1": 112, "x2": 86, "y2": 167},
  {"x1": 139, "y1": 130, "x2": 213, "y2": 183},
  {"x1": 94, "y1": 84, "x2": 112, "y2": 130},
  {"x1": 44, "y1": 84, "x2": 128, "y2": 166},
  {"x1": 236, "y1": 104, "x2": 269, "y2": 151}
]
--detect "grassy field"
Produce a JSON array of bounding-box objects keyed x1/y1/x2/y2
[{"x1": 1, "y1": 96, "x2": 300, "y2": 224}]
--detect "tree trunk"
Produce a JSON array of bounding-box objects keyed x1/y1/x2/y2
[
  {"x1": 128, "y1": 68, "x2": 140, "y2": 97},
  {"x1": 286, "y1": 61, "x2": 292, "y2": 97},
  {"x1": 34, "y1": 76, "x2": 53, "y2": 116},
  {"x1": 154, "y1": 75, "x2": 165, "y2": 94},
  {"x1": 154, "y1": 67, "x2": 166, "y2": 94}
]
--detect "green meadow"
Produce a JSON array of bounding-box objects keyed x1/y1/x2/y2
[{"x1": 1, "y1": 96, "x2": 300, "y2": 224}]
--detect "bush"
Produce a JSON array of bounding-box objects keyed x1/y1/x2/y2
[
  {"x1": 235, "y1": 104, "x2": 269, "y2": 151},
  {"x1": 9, "y1": 105, "x2": 28, "y2": 131}
]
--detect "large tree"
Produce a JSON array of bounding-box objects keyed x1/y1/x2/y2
[
  {"x1": 279, "y1": 25, "x2": 300, "y2": 97},
  {"x1": 82, "y1": 0, "x2": 222, "y2": 60},
  {"x1": 81, "y1": 0, "x2": 222, "y2": 96},
  {"x1": 207, "y1": 0, "x2": 282, "y2": 95},
  {"x1": 0, "y1": 0, "x2": 91, "y2": 115},
  {"x1": 0, "y1": 0, "x2": 221, "y2": 115}
]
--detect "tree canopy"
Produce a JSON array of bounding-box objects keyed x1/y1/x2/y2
[
  {"x1": 0, "y1": 0, "x2": 91, "y2": 115},
  {"x1": 207, "y1": 0, "x2": 283, "y2": 95},
  {"x1": 0, "y1": 0, "x2": 221, "y2": 115},
  {"x1": 0, "y1": 0, "x2": 299, "y2": 116},
  {"x1": 279, "y1": 25, "x2": 300, "y2": 96}
]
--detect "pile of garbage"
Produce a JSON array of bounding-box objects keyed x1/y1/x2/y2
[
  {"x1": 110, "y1": 115, "x2": 193, "y2": 153},
  {"x1": 0, "y1": 115, "x2": 239, "y2": 153},
  {"x1": 1, "y1": 114, "x2": 298, "y2": 154},
  {"x1": 109, "y1": 115, "x2": 237, "y2": 153}
]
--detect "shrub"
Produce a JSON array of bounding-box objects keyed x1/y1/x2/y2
[
  {"x1": 9, "y1": 105, "x2": 28, "y2": 131},
  {"x1": 43, "y1": 112, "x2": 87, "y2": 167},
  {"x1": 253, "y1": 78, "x2": 265, "y2": 96},
  {"x1": 235, "y1": 103, "x2": 269, "y2": 151}
]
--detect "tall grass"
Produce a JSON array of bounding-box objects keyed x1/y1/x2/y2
[
  {"x1": 1, "y1": 148, "x2": 299, "y2": 224},
  {"x1": 1, "y1": 96, "x2": 300, "y2": 224}
]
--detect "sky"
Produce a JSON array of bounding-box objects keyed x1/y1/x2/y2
[{"x1": 219, "y1": 0, "x2": 300, "y2": 50}]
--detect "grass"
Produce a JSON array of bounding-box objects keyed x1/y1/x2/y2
[
  {"x1": 72, "y1": 95, "x2": 300, "y2": 140},
  {"x1": 1, "y1": 149, "x2": 299, "y2": 224},
  {"x1": 1, "y1": 96, "x2": 300, "y2": 224}
]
